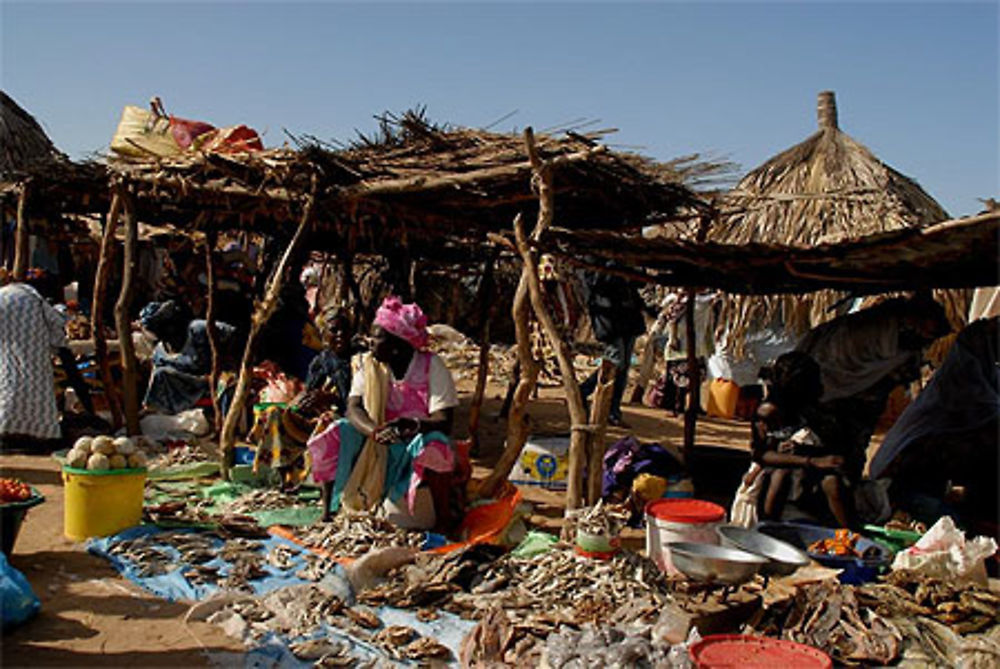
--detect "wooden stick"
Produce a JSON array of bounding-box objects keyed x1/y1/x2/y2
[
  {"x1": 203, "y1": 228, "x2": 222, "y2": 434},
  {"x1": 114, "y1": 185, "x2": 141, "y2": 435},
  {"x1": 467, "y1": 251, "x2": 497, "y2": 455},
  {"x1": 683, "y1": 214, "x2": 713, "y2": 456},
  {"x1": 586, "y1": 360, "x2": 616, "y2": 504},
  {"x1": 475, "y1": 236, "x2": 539, "y2": 499},
  {"x1": 218, "y1": 178, "x2": 318, "y2": 479},
  {"x1": 12, "y1": 183, "x2": 30, "y2": 280},
  {"x1": 91, "y1": 195, "x2": 124, "y2": 429}
]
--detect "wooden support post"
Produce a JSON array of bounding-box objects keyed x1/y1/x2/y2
[
  {"x1": 682, "y1": 288, "x2": 700, "y2": 456},
  {"x1": 476, "y1": 247, "x2": 539, "y2": 499},
  {"x1": 467, "y1": 252, "x2": 497, "y2": 455},
  {"x1": 219, "y1": 181, "x2": 317, "y2": 479},
  {"x1": 586, "y1": 360, "x2": 616, "y2": 505},
  {"x1": 114, "y1": 186, "x2": 141, "y2": 435},
  {"x1": 203, "y1": 229, "x2": 222, "y2": 434},
  {"x1": 682, "y1": 214, "x2": 714, "y2": 458},
  {"x1": 91, "y1": 194, "x2": 124, "y2": 429},
  {"x1": 12, "y1": 183, "x2": 30, "y2": 281}
]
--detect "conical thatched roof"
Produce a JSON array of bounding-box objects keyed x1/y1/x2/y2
[
  {"x1": 710, "y1": 91, "x2": 948, "y2": 245},
  {"x1": 707, "y1": 92, "x2": 964, "y2": 349},
  {"x1": 0, "y1": 90, "x2": 67, "y2": 183}
]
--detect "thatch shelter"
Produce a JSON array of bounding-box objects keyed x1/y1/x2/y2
[
  {"x1": 1, "y1": 91, "x2": 108, "y2": 277},
  {"x1": 707, "y1": 91, "x2": 963, "y2": 346}
]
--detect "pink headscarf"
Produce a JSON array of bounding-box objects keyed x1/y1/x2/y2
[{"x1": 374, "y1": 296, "x2": 428, "y2": 350}]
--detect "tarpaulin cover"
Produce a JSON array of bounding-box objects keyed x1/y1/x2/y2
[
  {"x1": 145, "y1": 480, "x2": 323, "y2": 527},
  {"x1": 88, "y1": 526, "x2": 310, "y2": 602}
]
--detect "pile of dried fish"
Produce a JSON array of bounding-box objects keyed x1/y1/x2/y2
[
  {"x1": 290, "y1": 512, "x2": 423, "y2": 558},
  {"x1": 857, "y1": 569, "x2": 1000, "y2": 634},
  {"x1": 106, "y1": 530, "x2": 285, "y2": 593},
  {"x1": 149, "y1": 443, "x2": 210, "y2": 469},
  {"x1": 221, "y1": 488, "x2": 309, "y2": 515},
  {"x1": 748, "y1": 580, "x2": 902, "y2": 665},
  {"x1": 206, "y1": 584, "x2": 453, "y2": 665},
  {"x1": 360, "y1": 542, "x2": 673, "y2": 648}
]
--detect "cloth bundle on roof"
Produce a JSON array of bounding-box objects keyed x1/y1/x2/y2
[{"x1": 111, "y1": 99, "x2": 263, "y2": 158}]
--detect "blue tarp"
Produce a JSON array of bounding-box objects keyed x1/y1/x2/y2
[
  {"x1": 87, "y1": 526, "x2": 311, "y2": 602},
  {"x1": 88, "y1": 526, "x2": 474, "y2": 666}
]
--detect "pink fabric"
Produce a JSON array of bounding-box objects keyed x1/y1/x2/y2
[
  {"x1": 408, "y1": 440, "x2": 454, "y2": 510},
  {"x1": 374, "y1": 296, "x2": 429, "y2": 350},
  {"x1": 385, "y1": 352, "x2": 432, "y2": 421},
  {"x1": 307, "y1": 422, "x2": 340, "y2": 483}
]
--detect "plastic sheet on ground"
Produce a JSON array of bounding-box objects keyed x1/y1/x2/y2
[
  {"x1": 145, "y1": 480, "x2": 322, "y2": 528},
  {"x1": 88, "y1": 526, "x2": 311, "y2": 602}
]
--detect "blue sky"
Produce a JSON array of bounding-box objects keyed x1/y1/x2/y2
[{"x1": 1, "y1": 1, "x2": 996, "y2": 216}]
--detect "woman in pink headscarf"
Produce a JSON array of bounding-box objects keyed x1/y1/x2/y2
[{"x1": 307, "y1": 296, "x2": 459, "y2": 530}]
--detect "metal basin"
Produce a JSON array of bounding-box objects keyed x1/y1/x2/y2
[
  {"x1": 666, "y1": 541, "x2": 767, "y2": 585},
  {"x1": 717, "y1": 526, "x2": 811, "y2": 576}
]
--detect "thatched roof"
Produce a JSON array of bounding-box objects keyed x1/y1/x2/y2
[
  {"x1": 543, "y1": 210, "x2": 999, "y2": 294},
  {"x1": 701, "y1": 92, "x2": 963, "y2": 346},
  {"x1": 0, "y1": 90, "x2": 108, "y2": 214},
  {"x1": 107, "y1": 110, "x2": 713, "y2": 262},
  {"x1": 0, "y1": 90, "x2": 67, "y2": 183},
  {"x1": 709, "y1": 91, "x2": 948, "y2": 245}
]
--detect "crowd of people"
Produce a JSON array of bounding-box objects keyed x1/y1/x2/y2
[{"x1": 1, "y1": 244, "x2": 995, "y2": 535}]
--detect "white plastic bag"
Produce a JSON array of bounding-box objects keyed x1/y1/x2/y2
[
  {"x1": 730, "y1": 462, "x2": 764, "y2": 528},
  {"x1": 891, "y1": 516, "x2": 997, "y2": 585}
]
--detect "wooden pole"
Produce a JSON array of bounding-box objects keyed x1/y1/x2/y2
[
  {"x1": 514, "y1": 214, "x2": 590, "y2": 510},
  {"x1": 12, "y1": 182, "x2": 30, "y2": 281},
  {"x1": 476, "y1": 237, "x2": 539, "y2": 499},
  {"x1": 586, "y1": 360, "x2": 616, "y2": 504},
  {"x1": 203, "y1": 228, "x2": 222, "y2": 434},
  {"x1": 114, "y1": 185, "x2": 141, "y2": 435},
  {"x1": 91, "y1": 194, "x2": 124, "y2": 429},
  {"x1": 682, "y1": 214, "x2": 714, "y2": 457},
  {"x1": 682, "y1": 288, "x2": 700, "y2": 456},
  {"x1": 219, "y1": 179, "x2": 317, "y2": 479},
  {"x1": 467, "y1": 252, "x2": 497, "y2": 455}
]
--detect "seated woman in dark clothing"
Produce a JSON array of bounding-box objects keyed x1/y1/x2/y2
[
  {"x1": 251, "y1": 310, "x2": 355, "y2": 491},
  {"x1": 140, "y1": 300, "x2": 236, "y2": 414},
  {"x1": 752, "y1": 351, "x2": 854, "y2": 528}
]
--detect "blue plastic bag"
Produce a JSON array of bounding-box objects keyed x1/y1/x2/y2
[{"x1": 1, "y1": 552, "x2": 40, "y2": 629}]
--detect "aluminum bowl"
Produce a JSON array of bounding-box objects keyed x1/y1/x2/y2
[
  {"x1": 717, "y1": 525, "x2": 811, "y2": 576},
  {"x1": 666, "y1": 541, "x2": 767, "y2": 585}
]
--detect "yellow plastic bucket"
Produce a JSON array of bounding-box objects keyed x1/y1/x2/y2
[{"x1": 62, "y1": 467, "x2": 147, "y2": 541}]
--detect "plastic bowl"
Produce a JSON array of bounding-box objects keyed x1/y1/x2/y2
[{"x1": 1, "y1": 488, "x2": 45, "y2": 555}]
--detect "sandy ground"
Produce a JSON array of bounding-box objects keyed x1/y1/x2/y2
[{"x1": 0, "y1": 381, "x2": 749, "y2": 666}]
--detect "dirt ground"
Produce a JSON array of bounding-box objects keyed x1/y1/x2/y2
[{"x1": 0, "y1": 381, "x2": 749, "y2": 667}]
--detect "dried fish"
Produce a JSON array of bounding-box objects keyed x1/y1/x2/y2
[
  {"x1": 268, "y1": 544, "x2": 298, "y2": 570},
  {"x1": 403, "y1": 636, "x2": 451, "y2": 660},
  {"x1": 289, "y1": 638, "x2": 350, "y2": 661},
  {"x1": 290, "y1": 512, "x2": 423, "y2": 559},
  {"x1": 344, "y1": 607, "x2": 381, "y2": 630},
  {"x1": 372, "y1": 625, "x2": 416, "y2": 647}
]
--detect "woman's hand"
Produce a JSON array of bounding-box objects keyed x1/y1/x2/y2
[
  {"x1": 809, "y1": 455, "x2": 844, "y2": 472},
  {"x1": 373, "y1": 424, "x2": 401, "y2": 445}
]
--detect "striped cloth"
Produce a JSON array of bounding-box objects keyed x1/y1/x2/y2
[{"x1": 0, "y1": 283, "x2": 66, "y2": 440}]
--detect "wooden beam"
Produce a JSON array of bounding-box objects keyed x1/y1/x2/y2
[
  {"x1": 113, "y1": 185, "x2": 141, "y2": 435},
  {"x1": 12, "y1": 182, "x2": 30, "y2": 281},
  {"x1": 91, "y1": 195, "x2": 124, "y2": 429},
  {"x1": 218, "y1": 178, "x2": 318, "y2": 479}
]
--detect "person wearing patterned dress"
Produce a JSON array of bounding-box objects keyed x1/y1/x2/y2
[{"x1": 0, "y1": 272, "x2": 71, "y2": 450}]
